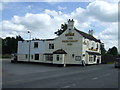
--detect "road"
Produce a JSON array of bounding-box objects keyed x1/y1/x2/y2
[{"x1": 2, "y1": 59, "x2": 119, "y2": 88}]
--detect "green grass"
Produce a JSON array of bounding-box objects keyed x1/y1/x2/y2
[{"x1": 107, "y1": 62, "x2": 114, "y2": 64}]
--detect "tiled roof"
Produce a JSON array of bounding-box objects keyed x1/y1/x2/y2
[
  {"x1": 53, "y1": 49, "x2": 67, "y2": 54},
  {"x1": 75, "y1": 29, "x2": 101, "y2": 43},
  {"x1": 43, "y1": 53, "x2": 53, "y2": 55},
  {"x1": 86, "y1": 51, "x2": 101, "y2": 55}
]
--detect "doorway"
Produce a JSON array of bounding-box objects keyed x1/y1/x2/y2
[{"x1": 35, "y1": 54, "x2": 39, "y2": 60}]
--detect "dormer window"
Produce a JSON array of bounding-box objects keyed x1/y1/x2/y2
[
  {"x1": 92, "y1": 42, "x2": 94, "y2": 48},
  {"x1": 96, "y1": 44, "x2": 99, "y2": 49}
]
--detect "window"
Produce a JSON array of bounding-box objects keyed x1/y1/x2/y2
[
  {"x1": 25, "y1": 54, "x2": 27, "y2": 59},
  {"x1": 92, "y1": 42, "x2": 94, "y2": 49},
  {"x1": 34, "y1": 42, "x2": 38, "y2": 48},
  {"x1": 94, "y1": 55, "x2": 96, "y2": 62},
  {"x1": 34, "y1": 54, "x2": 39, "y2": 60},
  {"x1": 89, "y1": 56, "x2": 93, "y2": 62},
  {"x1": 45, "y1": 55, "x2": 53, "y2": 61},
  {"x1": 49, "y1": 44, "x2": 54, "y2": 49},
  {"x1": 87, "y1": 41, "x2": 89, "y2": 48},
  {"x1": 56, "y1": 55, "x2": 59, "y2": 61},
  {"x1": 97, "y1": 44, "x2": 98, "y2": 49}
]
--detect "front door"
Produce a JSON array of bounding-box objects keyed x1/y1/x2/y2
[
  {"x1": 35, "y1": 54, "x2": 39, "y2": 60},
  {"x1": 97, "y1": 57, "x2": 100, "y2": 64}
]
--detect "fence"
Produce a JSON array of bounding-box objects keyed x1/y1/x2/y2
[{"x1": 101, "y1": 56, "x2": 117, "y2": 64}]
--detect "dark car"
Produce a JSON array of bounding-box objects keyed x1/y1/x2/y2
[{"x1": 114, "y1": 58, "x2": 120, "y2": 68}]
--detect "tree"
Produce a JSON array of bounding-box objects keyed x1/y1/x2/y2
[
  {"x1": 55, "y1": 23, "x2": 68, "y2": 36},
  {"x1": 107, "y1": 46, "x2": 118, "y2": 56},
  {"x1": 2, "y1": 35, "x2": 24, "y2": 54},
  {"x1": 100, "y1": 43, "x2": 107, "y2": 56},
  {"x1": 16, "y1": 35, "x2": 24, "y2": 41}
]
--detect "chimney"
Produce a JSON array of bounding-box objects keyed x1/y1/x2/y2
[
  {"x1": 88, "y1": 30, "x2": 94, "y2": 36},
  {"x1": 67, "y1": 19, "x2": 74, "y2": 29}
]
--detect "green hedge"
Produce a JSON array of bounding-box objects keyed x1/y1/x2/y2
[{"x1": 1, "y1": 54, "x2": 12, "y2": 58}]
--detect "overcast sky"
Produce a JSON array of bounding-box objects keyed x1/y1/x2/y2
[{"x1": 0, "y1": 0, "x2": 119, "y2": 51}]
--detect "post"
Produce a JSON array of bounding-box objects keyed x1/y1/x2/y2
[
  {"x1": 63, "y1": 54, "x2": 66, "y2": 67},
  {"x1": 28, "y1": 31, "x2": 31, "y2": 62}
]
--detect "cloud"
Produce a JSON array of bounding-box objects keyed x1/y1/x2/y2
[
  {"x1": 86, "y1": 0, "x2": 118, "y2": 22},
  {"x1": 58, "y1": 6, "x2": 67, "y2": 10},
  {"x1": 95, "y1": 23, "x2": 118, "y2": 50},
  {"x1": 27, "y1": 5, "x2": 32, "y2": 9},
  {"x1": 1, "y1": 0, "x2": 118, "y2": 50}
]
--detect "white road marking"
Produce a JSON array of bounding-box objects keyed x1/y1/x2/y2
[
  {"x1": 62, "y1": 83, "x2": 76, "y2": 88},
  {"x1": 62, "y1": 85, "x2": 71, "y2": 88},
  {"x1": 92, "y1": 77, "x2": 98, "y2": 80},
  {"x1": 92, "y1": 73, "x2": 112, "y2": 80}
]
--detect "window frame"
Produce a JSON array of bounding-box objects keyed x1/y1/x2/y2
[
  {"x1": 49, "y1": 43, "x2": 54, "y2": 49},
  {"x1": 45, "y1": 55, "x2": 53, "y2": 61},
  {"x1": 34, "y1": 42, "x2": 38, "y2": 48}
]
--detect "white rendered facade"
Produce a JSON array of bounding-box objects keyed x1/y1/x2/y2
[{"x1": 17, "y1": 19, "x2": 101, "y2": 65}]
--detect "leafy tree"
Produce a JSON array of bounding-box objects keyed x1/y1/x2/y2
[
  {"x1": 2, "y1": 35, "x2": 24, "y2": 54},
  {"x1": 107, "y1": 46, "x2": 118, "y2": 56},
  {"x1": 55, "y1": 23, "x2": 68, "y2": 36},
  {"x1": 0, "y1": 37, "x2": 2, "y2": 54},
  {"x1": 100, "y1": 43, "x2": 107, "y2": 56}
]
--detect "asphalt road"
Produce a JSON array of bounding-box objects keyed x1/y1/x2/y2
[{"x1": 2, "y1": 59, "x2": 119, "y2": 88}]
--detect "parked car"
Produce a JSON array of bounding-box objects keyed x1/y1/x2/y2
[
  {"x1": 114, "y1": 58, "x2": 120, "y2": 68},
  {"x1": 11, "y1": 53, "x2": 17, "y2": 63}
]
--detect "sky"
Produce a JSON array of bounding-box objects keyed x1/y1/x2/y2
[{"x1": 0, "y1": 0, "x2": 119, "y2": 51}]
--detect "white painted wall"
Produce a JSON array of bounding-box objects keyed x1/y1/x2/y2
[{"x1": 17, "y1": 40, "x2": 45, "y2": 61}]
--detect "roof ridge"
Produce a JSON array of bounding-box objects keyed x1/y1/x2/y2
[{"x1": 75, "y1": 28, "x2": 101, "y2": 42}]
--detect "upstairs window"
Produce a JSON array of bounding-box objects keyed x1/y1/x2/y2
[
  {"x1": 49, "y1": 44, "x2": 54, "y2": 49},
  {"x1": 87, "y1": 41, "x2": 89, "y2": 48},
  {"x1": 34, "y1": 42, "x2": 38, "y2": 48},
  {"x1": 97, "y1": 44, "x2": 99, "y2": 49},
  {"x1": 92, "y1": 42, "x2": 94, "y2": 48}
]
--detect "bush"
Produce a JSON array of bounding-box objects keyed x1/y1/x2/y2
[{"x1": 2, "y1": 54, "x2": 12, "y2": 58}]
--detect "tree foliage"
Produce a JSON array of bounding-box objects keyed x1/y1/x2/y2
[
  {"x1": 107, "y1": 46, "x2": 118, "y2": 56},
  {"x1": 2, "y1": 35, "x2": 24, "y2": 54},
  {"x1": 54, "y1": 23, "x2": 68, "y2": 36},
  {"x1": 100, "y1": 43, "x2": 107, "y2": 56}
]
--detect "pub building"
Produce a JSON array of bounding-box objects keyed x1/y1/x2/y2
[{"x1": 17, "y1": 19, "x2": 101, "y2": 66}]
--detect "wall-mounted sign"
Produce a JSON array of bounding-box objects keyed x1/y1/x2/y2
[
  {"x1": 62, "y1": 40, "x2": 78, "y2": 42},
  {"x1": 75, "y1": 56, "x2": 81, "y2": 61},
  {"x1": 65, "y1": 32, "x2": 74, "y2": 36}
]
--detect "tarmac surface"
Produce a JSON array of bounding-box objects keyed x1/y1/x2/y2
[{"x1": 2, "y1": 59, "x2": 119, "y2": 88}]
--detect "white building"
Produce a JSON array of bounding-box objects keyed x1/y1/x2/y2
[{"x1": 17, "y1": 19, "x2": 102, "y2": 66}]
